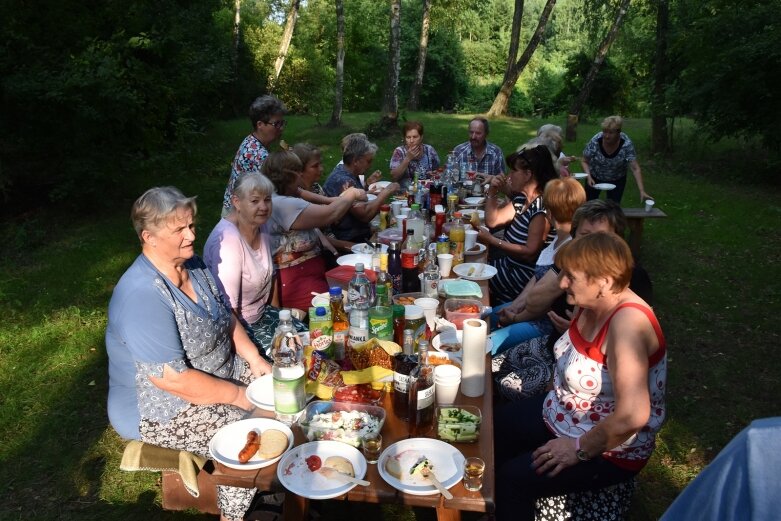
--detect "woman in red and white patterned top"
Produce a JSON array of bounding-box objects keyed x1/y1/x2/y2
[{"x1": 493, "y1": 231, "x2": 666, "y2": 521}]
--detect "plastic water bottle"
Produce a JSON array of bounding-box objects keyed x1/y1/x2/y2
[
  {"x1": 271, "y1": 309, "x2": 306, "y2": 425},
  {"x1": 348, "y1": 263, "x2": 373, "y2": 310}
]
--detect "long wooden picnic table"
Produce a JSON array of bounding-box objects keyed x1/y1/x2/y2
[{"x1": 205, "y1": 360, "x2": 496, "y2": 521}]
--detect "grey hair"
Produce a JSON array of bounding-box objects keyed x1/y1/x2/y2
[
  {"x1": 571, "y1": 199, "x2": 627, "y2": 238},
  {"x1": 248, "y1": 95, "x2": 287, "y2": 129},
  {"x1": 601, "y1": 115, "x2": 623, "y2": 131},
  {"x1": 537, "y1": 124, "x2": 563, "y2": 137},
  {"x1": 537, "y1": 130, "x2": 563, "y2": 157},
  {"x1": 340, "y1": 133, "x2": 367, "y2": 152},
  {"x1": 231, "y1": 172, "x2": 274, "y2": 210},
  {"x1": 131, "y1": 186, "x2": 197, "y2": 243},
  {"x1": 343, "y1": 136, "x2": 378, "y2": 166}
]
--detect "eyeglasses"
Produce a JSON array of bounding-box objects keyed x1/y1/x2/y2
[{"x1": 264, "y1": 119, "x2": 287, "y2": 129}]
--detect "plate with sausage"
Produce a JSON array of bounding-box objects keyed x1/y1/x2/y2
[{"x1": 209, "y1": 418, "x2": 294, "y2": 470}]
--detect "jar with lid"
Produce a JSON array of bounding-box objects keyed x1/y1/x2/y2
[{"x1": 404, "y1": 304, "x2": 427, "y2": 349}]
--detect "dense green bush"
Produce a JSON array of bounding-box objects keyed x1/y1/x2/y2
[
  {"x1": 552, "y1": 52, "x2": 632, "y2": 117},
  {"x1": 0, "y1": 0, "x2": 234, "y2": 211}
]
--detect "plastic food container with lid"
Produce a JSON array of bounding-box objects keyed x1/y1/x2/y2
[
  {"x1": 435, "y1": 405, "x2": 481, "y2": 443},
  {"x1": 444, "y1": 298, "x2": 484, "y2": 329}
]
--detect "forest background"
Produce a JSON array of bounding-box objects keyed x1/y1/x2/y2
[
  {"x1": 1, "y1": 0, "x2": 780, "y2": 519},
  {"x1": 2, "y1": 0, "x2": 779, "y2": 211}
]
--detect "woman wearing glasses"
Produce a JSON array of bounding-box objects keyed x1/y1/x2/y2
[{"x1": 221, "y1": 95, "x2": 288, "y2": 216}]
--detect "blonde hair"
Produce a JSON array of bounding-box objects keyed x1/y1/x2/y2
[
  {"x1": 556, "y1": 232, "x2": 633, "y2": 292},
  {"x1": 543, "y1": 178, "x2": 586, "y2": 224},
  {"x1": 601, "y1": 115, "x2": 623, "y2": 131},
  {"x1": 131, "y1": 186, "x2": 197, "y2": 243}
]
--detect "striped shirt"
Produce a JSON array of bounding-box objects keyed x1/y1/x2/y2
[{"x1": 489, "y1": 194, "x2": 553, "y2": 304}]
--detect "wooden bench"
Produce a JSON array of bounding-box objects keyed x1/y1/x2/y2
[{"x1": 621, "y1": 207, "x2": 667, "y2": 260}]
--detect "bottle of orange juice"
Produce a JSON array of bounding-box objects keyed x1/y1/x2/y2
[{"x1": 449, "y1": 212, "x2": 465, "y2": 266}]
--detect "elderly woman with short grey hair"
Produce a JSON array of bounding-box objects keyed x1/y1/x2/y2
[
  {"x1": 204, "y1": 172, "x2": 306, "y2": 356},
  {"x1": 106, "y1": 186, "x2": 272, "y2": 521},
  {"x1": 222, "y1": 94, "x2": 288, "y2": 214},
  {"x1": 323, "y1": 135, "x2": 399, "y2": 243}
]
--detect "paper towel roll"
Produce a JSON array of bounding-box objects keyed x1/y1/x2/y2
[{"x1": 460, "y1": 318, "x2": 487, "y2": 397}]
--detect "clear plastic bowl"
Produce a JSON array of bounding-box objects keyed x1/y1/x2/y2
[
  {"x1": 297, "y1": 400, "x2": 386, "y2": 448},
  {"x1": 444, "y1": 298, "x2": 483, "y2": 329},
  {"x1": 434, "y1": 405, "x2": 481, "y2": 443}
]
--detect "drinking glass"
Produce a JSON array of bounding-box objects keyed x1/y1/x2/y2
[
  {"x1": 463, "y1": 457, "x2": 485, "y2": 491},
  {"x1": 362, "y1": 433, "x2": 383, "y2": 464}
]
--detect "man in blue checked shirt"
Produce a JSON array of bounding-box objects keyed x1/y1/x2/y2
[{"x1": 452, "y1": 117, "x2": 506, "y2": 181}]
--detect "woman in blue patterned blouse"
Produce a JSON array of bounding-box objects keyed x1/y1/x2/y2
[{"x1": 106, "y1": 186, "x2": 272, "y2": 521}]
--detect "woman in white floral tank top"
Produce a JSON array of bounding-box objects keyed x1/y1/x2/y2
[{"x1": 493, "y1": 231, "x2": 666, "y2": 521}]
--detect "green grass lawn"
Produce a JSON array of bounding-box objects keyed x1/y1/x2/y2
[{"x1": 1, "y1": 112, "x2": 779, "y2": 520}]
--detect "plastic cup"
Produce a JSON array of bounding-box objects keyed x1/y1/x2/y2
[
  {"x1": 645, "y1": 199, "x2": 655, "y2": 212},
  {"x1": 400, "y1": 207, "x2": 411, "y2": 217},
  {"x1": 414, "y1": 297, "x2": 439, "y2": 327},
  {"x1": 390, "y1": 200, "x2": 404, "y2": 217},
  {"x1": 362, "y1": 433, "x2": 382, "y2": 464},
  {"x1": 463, "y1": 457, "x2": 485, "y2": 491},
  {"x1": 437, "y1": 253, "x2": 453, "y2": 277},
  {"x1": 465, "y1": 229, "x2": 478, "y2": 250},
  {"x1": 397, "y1": 214, "x2": 407, "y2": 230},
  {"x1": 435, "y1": 381, "x2": 460, "y2": 405}
]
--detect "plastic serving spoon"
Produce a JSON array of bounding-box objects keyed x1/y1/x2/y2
[{"x1": 414, "y1": 458, "x2": 453, "y2": 499}]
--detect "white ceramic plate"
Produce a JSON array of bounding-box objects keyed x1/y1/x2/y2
[
  {"x1": 572, "y1": 172, "x2": 588, "y2": 180},
  {"x1": 351, "y1": 243, "x2": 389, "y2": 255},
  {"x1": 431, "y1": 330, "x2": 493, "y2": 358},
  {"x1": 336, "y1": 253, "x2": 373, "y2": 268},
  {"x1": 369, "y1": 181, "x2": 391, "y2": 192},
  {"x1": 593, "y1": 182, "x2": 616, "y2": 191},
  {"x1": 463, "y1": 197, "x2": 486, "y2": 206},
  {"x1": 463, "y1": 243, "x2": 487, "y2": 256},
  {"x1": 377, "y1": 438, "x2": 465, "y2": 496},
  {"x1": 452, "y1": 262, "x2": 497, "y2": 281},
  {"x1": 209, "y1": 418, "x2": 294, "y2": 470},
  {"x1": 277, "y1": 441, "x2": 368, "y2": 500}
]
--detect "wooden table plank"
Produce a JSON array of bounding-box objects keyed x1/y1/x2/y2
[{"x1": 621, "y1": 207, "x2": 667, "y2": 259}]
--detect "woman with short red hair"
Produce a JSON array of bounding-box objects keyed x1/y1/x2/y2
[{"x1": 494, "y1": 232, "x2": 667, "y2": 521}]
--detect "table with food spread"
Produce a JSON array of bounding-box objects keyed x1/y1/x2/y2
[{"x1": 205, "y1": 361, "x2": 495, "y2": 521}]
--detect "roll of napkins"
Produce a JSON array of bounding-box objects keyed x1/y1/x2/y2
[{"x1": 461, "y1": 318, "x2": 487, "y2": 397}]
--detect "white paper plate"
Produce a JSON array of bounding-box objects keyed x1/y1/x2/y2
[
  {"x1": 277, "y1": 441, "x2": 368, "y2": 500},
  {"x1": 463, "y1": 197, "x2": 485, "y2": 206},
  {"x1": 572, "y1": 172, "x2": 588, "y2": 180},
  {"x1": 377, "y1": 438, "x2": 465, "y2": 496},
  {"x1": 593, "y1": 182, "x2": 616, "y2": 191},
  {"x1": 351, "y1": 243, "x2": 389, "y2": 255},
  {"x1": 369, "y1": 181, "x2": 391, "y2": 192},
  {"x1": 463, "y1": 243, "x2": 487, "y2": 256},
  {"x1": 460, "y1": 209, "x2": 485, "y2": 221},
  {"x1": 209, "y1": 418, "x2": 294, "y2": 470},
  {"x1": 336, "y1": 253, "x2": 373, "y2": 268},
  {"x1": 245, "y1": 374, "x2": 276, "y2": 411},
  {"x1": 431, "y1": 330, "x2": 493, "y2": 358},
  {"x1": 366, "y1": 194, "x2": 377, "y2": 202},
  {"x1": 452, "y1": 262, "x2": 497, "y2": 281}
]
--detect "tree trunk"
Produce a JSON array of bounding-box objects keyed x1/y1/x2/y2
[
  {"x1": 502, "y1": 0, "x2": 524, "y2": 85},
  {"x1": 565, "y1": 0, "x2": 632, "y2": 142},
  {"x1": 407, "y1": 0, "x2": 432, "y2": 111},
  {"x1": 380, "y1": 0, "x2": 401, "y2": 129},
  {"x1": 328, "y1": 0, "x2": 345, "y2": 127},
  {"x1": 271, "y1": 0, "x2": 300, "y2": 86},
  {"x1": 232, "y1": 0, "x2": 241, "y2": 75},
  {"x1": 487, "y1": 0, "x2": 556, "y2": 117},
  {"x1": 651, "y1": 0, "x2": 670, "y2": 153}
]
